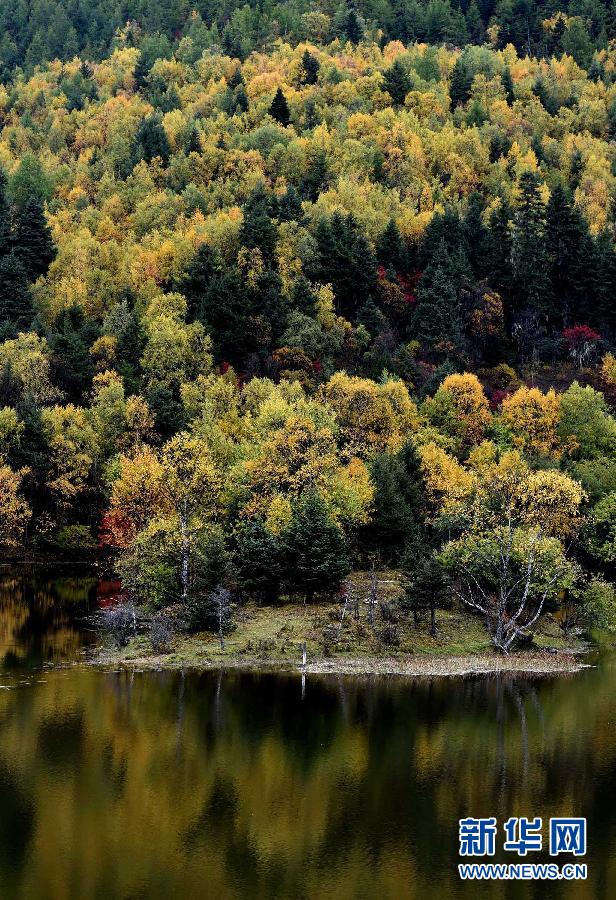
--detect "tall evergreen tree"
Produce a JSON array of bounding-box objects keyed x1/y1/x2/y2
[
  {"x1": 377, "y1": 219, "x2": 407, "y2": 272},
  {"x1": 0, "y1": 254, "x2": 32, "y2": 337},
  {"x1": 510, "y1": 172, "x2": 553, "y2": 320},
  {"x1": 463, "y1": 192, "x2": 489, "y2": 279},
  {"x1": 449, "y1": 56, "x2": 473, "y2": 109},
  {"x1": 486, "y1": 198, "x2": 513, "y2": 296},
  {"x1": 11, "y1": 197, "x2": 56, "y2": 281},
  {"x1": 546, "y1": 185, "x2": 593, "y2": 325},
  {"x1": 345, "y1": 8, "x2": 364, "y2": 43},
  {"x1": 412, "y1": 241, "x2": 463, "y2": 356},
  {"x1": 239, "y1": 185, "x2": 278, "y2": 260},
  {"x1": 136, "y1": 114, "x2": 171, "y2": 164},
  {"x1": 502, "y1": 66, "x2": 515, "y2": 105},
  {"x1": 314, "y1": 212, "x2": 377, "y2": 319},
  {"x1": 300, "y1": 50, "x2": 320, "y2": 85},
  {"x1": 235, "y1": 521, "x2": 284, "y2": 601},
  {"x1": 269, "y1": 87, "x2": 290, "y2": 126},
  {"x1": 0, "y1": 168, "x2": 10, "y2": 258},
  {"x1": 180, "y1": 244, "x2": 221, "y2": 321},
  {"x1": 383, "y1": 60, "x2": 411, "y2": 106},
  {"x1": 283, "y1": 491, "x2": 350, "y2": 602}
]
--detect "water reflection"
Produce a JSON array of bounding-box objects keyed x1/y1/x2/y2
[
  {"x1": 0, "y1": 567, "x2": 98, "y2": 669},
  {"x1": 0, "y1": 573, "x2": 614, "y2": 899}
]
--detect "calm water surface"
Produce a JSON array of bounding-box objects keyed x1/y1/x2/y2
[{"x1": 0, "y1": 567, "x2": 615, "y2": 899}]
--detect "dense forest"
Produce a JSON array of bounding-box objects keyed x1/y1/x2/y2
[
  {"x1": 1, "y1": 0, "x2": 616, "y2": 77},
  {"x1": 1, "y1": 10, "x2": 616, "y2": 649}
]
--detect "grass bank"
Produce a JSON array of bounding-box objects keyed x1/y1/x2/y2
[{"x1": 90, "y1": 571, "x2": 591, "y2": 677}]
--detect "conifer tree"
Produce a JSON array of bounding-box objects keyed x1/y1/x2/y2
[
  {"x1": 0, "y1": 254, "x2": 33, "y2": 337},
  {"x1": 502, "y1": 66, "x2": 515, "y2": 105},
  {"x1": 239, "y1": 185, "x2": 278, "y2": 260},
  {"x1": 300, "y1": 50, "x2": 320, "y2": 85},
  {"x1": 269, "y1": 87, "x2": 290, "y2": 126},
  {"x1": 486, "y1": 198, "x2": 513, "y2": 296},
  {"x1": 383, "y1": 60, "x2": 411, "y2": 106},
  {"x1": 449, "y1": 56, "x2": 473, "y2": 109},
  {"x1": 412, "y1": 241, "x2": 463, "y2": 355},
  {"x1": 345, "y1": 8, "x2": 364, "y2": 44},
  {"x1": 377, "y1": 219, "x2": 407, "y2": 272},
  {"x1": 283, "y1": 491, "x2": 350, "y2": 603},
  {"x1": 511, "y1": 172, "x2": 554, "y2": 320},
  {"x1": 11, "y1": 197, "x2": 56, "y2": 281},
  {"x1": 235, "y1": 521, "x2": 284, "y2": 601},
  {"x1": 546, "y1": 184, "x2": 592, "y2": 325},
  {"x1": 0, "y1": 168, "x2": 10, "y2": 259},
  {"x1": 136, "y1": 114, "x2": 171, "y2": 164}
]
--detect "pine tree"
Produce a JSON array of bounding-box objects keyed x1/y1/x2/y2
[
  {"x1": 511, "y1": 172, "x2": 554, "y2": 320},
  {"x1": 314, "y1": 213, "x2": 377, "y2": 319},
  {"x1": 376, "y1": 219, "x2": 407, "y2": 272},
  {"x1": 546, "y1": 184, "x2": 592, "y2": 325},
  {"x1": 11, "y1": 198, "x2": 56, "y2": 281},
  {"x1": 228, "y1": 66, "x2": 244, "y2": 90},
  {"x1": 0, "y1": 168, "x2": 10, "y2": 259},
  {"x1": 299, "y1": 150, "x2": 330, "y2": 202},
  {"x1": 400, "y1": 545, "x2": 447, "y2": 635},
  {"x1": 383, "y1": 60, "x2": 411, "y2": 106},
  {"x1": 239, "y1": 185, "x2": 278, "y2": 260},
  {"x1": 235, "y1": 521, "x2": 284, "y2": 601},
  {"x1": 277, "y1": 185, "x2": 304, "y2": 223},
  {"x1": 502, "y1": 66, "x2": 515, "y2": 105},
  {"x1": 345, "y1": 9, "x2": 364, "y2": 44},
  {"x1": 180, "y1": 244, "x2": 221, "y2": 321},
  {"x1": 300, "y1": 50, "x2": 320, "y2": 85},
  {"x1": 486, "y1": 198, "x2": 513, "y2": 296},
  {"x1": 283, "y1": 491, "x2": 350, "y2": 602},
  {"x1": 359, "y1": 443, "x2": 425, "y2": 563},
  {"x1": 449, "y1": 57, "x2": 473, "y2": 109},
  {"x1": 412, "y1": 241, "x2": 463, "y2": 356},
  {"x1": 269, "y1": 87, "x2": 290, "y2": 126},
  {"x1": 234, "y1": 86, "x2": 249, "y2": 113},
  {"x1": 0, "y1": 254, "x2": 33, "y2": 337},
  {"x1": 463, "y1": 192, "x2": 489, "y2": 279},
  {"x1": 136, "y1": 115, "x2": 171, "y2": 165}
]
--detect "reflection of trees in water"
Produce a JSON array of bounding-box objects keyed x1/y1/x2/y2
[
  {"x1": 0, "y1": 568, "x2": 96, "y2": 666},
  {"x1": 0, "y1": 655, "x2": 613, "y2": 897}
]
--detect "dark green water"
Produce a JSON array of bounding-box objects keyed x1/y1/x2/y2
[{"x1": 0, "y1": 568, "x2": 615, "y2": 899}]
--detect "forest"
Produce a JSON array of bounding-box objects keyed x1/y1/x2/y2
[{"x1": 1, "y1": 8, "x2": 616, "y2": 651}]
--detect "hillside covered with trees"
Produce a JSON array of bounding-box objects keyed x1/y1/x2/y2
[{"x1": 1, "y1": 13, "x2": 616, "y2": 650}]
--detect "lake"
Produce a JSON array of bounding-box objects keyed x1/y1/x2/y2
[{"x1": 0, "y1": 566, "x2": 614, "y2": 899}]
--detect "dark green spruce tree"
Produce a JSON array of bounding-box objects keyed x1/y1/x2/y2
[
  {"x1": 383, "y1": 60, "x2": 412, "y2": 106},
  {"x1": 0, "y1": 254, "x2": 33, "y2": 337},
  {"x1": 300, "y1": 50, "x2": 320, "y2": 85},
  {"x1": 283, "y1": 491, "x2": 350, "y2": 603},
  {"x1": 269, "y1": 88, "x2": 290, "y2": 126},
  {"x1": 510, "y1": 172, "x2": 554, "y2": 321},
  {"x1": 412, "y1": 241, "x2": 463, "y2": 356},
  {"x1": 449, "y1": 56, "x2": 473, "y2": 109},
  {"x1": 12, "y1": 197, "x2": 56, "y2": 281},
  {"x1": 235, "y1": 521, "x2": 284, "y2": 602}
]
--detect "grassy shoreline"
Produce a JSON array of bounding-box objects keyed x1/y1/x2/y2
[{"x1": 89, "y1": 597, "x2": 592, "y2": 678}]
